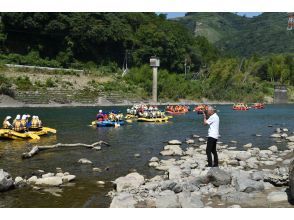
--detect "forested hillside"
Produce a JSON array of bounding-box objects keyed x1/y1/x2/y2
[{"x1": 0, "y1": 12, "x2": 293, "y2": 102}]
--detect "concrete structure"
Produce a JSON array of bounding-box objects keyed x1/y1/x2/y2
[
  {"x1": 274, "y1": 85, "x2": 288, "y2": 104},
  {"x1": 150, "y1": 57, "x2": 160, "y2": 103}
]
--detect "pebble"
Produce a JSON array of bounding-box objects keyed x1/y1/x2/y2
[
  {"x1": 97, "y1": 181, "x2": 105, "y2": 185},
  {"x1": 134, "y1": 153, "x2": 141, "y2": 158},
  {"x1": 93, "y1": 167, "x2": 102, "y2": 172}
]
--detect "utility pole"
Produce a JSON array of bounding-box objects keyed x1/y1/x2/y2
[
  {"x1": 184, "y1": 58, "x2": 187, "y2": 79},
  {"x1": 150, "y1": 57, "x2": 160, "y2": 103}
]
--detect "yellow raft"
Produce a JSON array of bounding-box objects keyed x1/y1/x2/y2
[
  {"x1": 137, "y1": 117, "x2": 169, "y2": 123},
  {"x1": 0, "y1": 127, "x2": 57, "y2": 140}
]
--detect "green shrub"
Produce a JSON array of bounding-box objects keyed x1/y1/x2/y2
[{"x1": 14, "y1": 76, "x2": 33, "y2": 91}]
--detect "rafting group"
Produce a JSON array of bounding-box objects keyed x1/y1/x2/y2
[
  {"x1": 0, "y1": 114, "x2": 56, "y2": 140},
  {"x1": 91, "y1": 110, "x2": 125, "y2": 127},
  {"x1": 125, "y1": 104, "x2": 170, "y2": 122},
  {"x1": 232, "y1": 103, "x2": 265, "y2": 111},
  {"x1": 165, "y1": 105, "x2": 190, "y2": 115}
]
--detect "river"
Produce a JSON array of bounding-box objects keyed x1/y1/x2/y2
[{"x1": 0, "y1": 104, "x2": 293, "y2": 207}]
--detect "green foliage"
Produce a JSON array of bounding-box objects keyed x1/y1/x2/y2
[
  {"x1": 14, "y1": 76, "x2": 33, "y2": 91},
  {"x1": 177, "y1": 12, "x2": 294, "y2": 57},
  {"x1": 45, "y1": 77, "x2": 57, "y2": 87},
  {"x1": 0, "y1": 74, "x2": 14, "y2": 96}
]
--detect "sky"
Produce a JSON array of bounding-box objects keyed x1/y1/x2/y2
[{"x1": 164, "y1": 12, "x2": 262, "y2": 19}]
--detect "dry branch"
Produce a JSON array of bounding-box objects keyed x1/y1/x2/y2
[{"x1": 22, "y1": 141, "x2": 109, "y2": 159}]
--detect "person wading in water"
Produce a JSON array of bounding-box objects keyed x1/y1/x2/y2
[{"x1": 203, "y1": 106, "x2": 220, "y2": 167}]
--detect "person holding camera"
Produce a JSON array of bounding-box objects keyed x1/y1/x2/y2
[{"x1": 203, "y1": 106, "x2": 220, "y2": 167}]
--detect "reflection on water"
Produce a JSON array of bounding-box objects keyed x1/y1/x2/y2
[{"x1": 0, "y1": 104, "x2": 293, "y2": 207}]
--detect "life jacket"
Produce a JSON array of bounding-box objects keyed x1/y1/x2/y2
[
  {"x1": 13, "y1": 120, "x2": 24, "y2": 132},
  {"x1": 3, "y1": 120, "x2": 10, "y2": 129},
  {"x1": 31, "y1": 118, "x2": 40, "y2": 129},
  {"x1": 20, "y1": 119, "x2": 27, "y2": 129}
]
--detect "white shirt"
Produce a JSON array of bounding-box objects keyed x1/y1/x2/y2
[{"x1": 206, "y1": 113, "x2": 220, "y2": 139}]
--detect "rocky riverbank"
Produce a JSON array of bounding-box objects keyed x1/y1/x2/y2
[{"x1": 108, "y1": 130, "x2": 294, "y2": 208}]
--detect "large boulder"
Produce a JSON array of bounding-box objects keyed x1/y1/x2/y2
[
  {"x1": 114, "y1": 172, "x2": 144, "y2": 192},
  {"x1": 243, "y1": 143, "x2": 252, "y2": 149},
  {"x1": 286, "y1": 136, "x2": 294, "y2": 142},
  {"x1": 178, "y1": 191, "x2": 204, "y2": 208},
  {"x1": 235, "y1": 176, "x2": 264, "y2": 193},
  {"x1": 236, "y1": 151, "x2": 251, "y2": 161},
  {"x1": 168, "y1": 166, "x2": 183, "y2": 180},
  {"x1": 207, "y1": 167, "x2": 231, "y2": 187},
  {"x1": 155, "y1": 190, "x2": 180, "y2": 208},
  {"x1": 110, "y1": 192, "x2": 137, "y2": 208},
  {"x1": 0, "y1": 169, "x2": 14, "y2": 192},
  {"x1": 268, "y1": 145, "x2": 278, "y2": 153},
  {"x1": 35, "y1": 176, "x2": 63, "y2": 186}
]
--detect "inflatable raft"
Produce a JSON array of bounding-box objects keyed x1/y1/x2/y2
[
  {"x1": 92, "y1": 120, "x2": 125, "y2": 127},
  {"x1": 137, "y1": 117, "x2": 169, "y2": 123},
  {"x1": 0, "y1": 127, "x2": 57, "y2": 140}
]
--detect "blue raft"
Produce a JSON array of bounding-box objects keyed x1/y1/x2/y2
[{"x1": 93, "y1": 120, "x2": 125, "y2": 127}]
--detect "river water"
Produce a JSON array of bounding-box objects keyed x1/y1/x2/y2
[{"x1": 0, "y1": 104, "x2": 293, "y2": 207}]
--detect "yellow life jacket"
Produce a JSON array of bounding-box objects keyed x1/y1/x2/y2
[
  {"x1": 3, "y1": 120, "x2": 10, "y2": 129},
  {"x1": 20, "y1": 119, "x2": 27, "y2": 129},
  {"x1": 31, "y1": 118, "x2": 40, "y2": 129},
  {"x1": 13, "y1": 120, "x2": 24, "y2": 132}
]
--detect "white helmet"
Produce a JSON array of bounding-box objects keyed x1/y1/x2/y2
[
  {"x1": 21, "y1": 115, "x2": 27, "y2": 120},
  {"x1": 15, "y1": 115, "x2": 21, "y2": 120},
  {"x1": 99, "y1": 110, "x2": 102, "y2": 113},
  {"x1": 6, "y1": 116, "x2": 12, "y2": 120}
]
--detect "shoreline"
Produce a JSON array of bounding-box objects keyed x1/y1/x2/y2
[{"x1": 107, "y1": 132, "x2": 294, "y2": 208}]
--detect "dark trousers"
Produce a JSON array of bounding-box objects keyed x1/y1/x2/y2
[{"x1": 206, "y1": 137, "x2": 218, "y2": 167}]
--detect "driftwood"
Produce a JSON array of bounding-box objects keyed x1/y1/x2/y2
[{"x1": 22, "y1": 141, "x2": 110, "y2": 159}]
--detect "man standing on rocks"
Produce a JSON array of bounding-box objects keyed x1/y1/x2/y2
[{"x1": 203, "y1": 106, "x2": 219, "y2": 167}]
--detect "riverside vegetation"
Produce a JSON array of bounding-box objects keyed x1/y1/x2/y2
[{"x1": 0, "y1": 12, "x2": 293, "y2": 103}]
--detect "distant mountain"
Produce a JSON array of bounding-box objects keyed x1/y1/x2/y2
[{"x1": 176, "y1": 12, "x2": 294, "y2": 56}]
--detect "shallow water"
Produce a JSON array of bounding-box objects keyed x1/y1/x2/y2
[{"x1": 0, "y1": 104, "x2": 293, "y2": 207}]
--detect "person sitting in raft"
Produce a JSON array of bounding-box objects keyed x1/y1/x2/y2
[
  {"x1": 3, "y1": 116, "x2": 13, "y2": 129},
  {"x1": 96, "y1": 110, "x2": 104, "y2": 121},
  {"x1": 25, "y1": 114, "x2": 31, "y2": 129},
  {"x1": 13, "y1": 115, "x2": 25, "y2": 133},
  {"x1": 20, "y1": 115, "x2": 28, "y2": 131},
  {"x1": 30, "y1": 116, "x2": 42, "y2": 131}
]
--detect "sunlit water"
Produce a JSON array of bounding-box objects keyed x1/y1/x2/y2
[{"x1": 0, "y1": 104, "x2": 293, "y2": 207}]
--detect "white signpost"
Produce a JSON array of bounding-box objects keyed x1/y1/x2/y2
[{"x1": 150, "y1": 57, "x2": 160, "y2": 103}]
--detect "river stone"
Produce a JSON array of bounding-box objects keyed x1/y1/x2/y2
[
  {"x1": 276, "y1": 128, "x2": 281, "y2": 133},
  {"x1": 267, "y1": 191, "x2": 288, "y2": 202},
  {"x1": 160, "y1": 180, "x2": 177, "y2": 191},
  {"x1": 55, "y1": 173, "x2": 64, "y2": 177},
  {"x1": 230, "y1": 140, "x2": 237, "y2": 144},
  {"x1": 268, "y1": 145, "x2": 278, "y2": 153},
  {"x1": 235, "y1": 176, "x2": 264, "y2": 193},
  {"x1": 168, "y1": 140, "x2": 182, "y2": 145},
  {"x1": 42, "y1": 173, "x2": 55, "y2": 178},
  {"x1": 251, "y1": 171, "x2": 264, "y2": 181},
  {"x1": 0, "y1": 169, "x2": 14, "y2": 192},
  {"x1": 168, "y1": 166, "x2": 183, "y2": 179},
  {"x1": 207, "y1": 167, "x2": 231, "y2": 186},
  {"x1": 178, "y1": 191, "x2": 204, "y2": 208},
  {"x1": 236, "y1": 151, "x2": 251, "y2": 161},
  {"x1": 186, "y1": 139, "x2": 195, "y2": 144},
  {"x1": 214, "y1": 185, "x2": 236, "y2": 197},
  {"x1": 221, "y1": 192, "x2": 251, "y2": 204},
  {"x1": 163, "y1": 145, "x2": 183, "y2": 156},
  {"x1": 78, "y1": 158, "x2": 92, "y2": 164},
  {"x1": 149, "y1": 162, "x2": 159, "y2": 167},
  {"x1": 114, "y1": 172, "x2": 144, "y2": 192},
  {"x1": 281, "y1": 133, "x2": 288, "y2": 138},
  {"x1": 243, "y1": 143, "x2": 252, "y2": 149},
  {"x1": 149, "y1": 157, "x2": 159, "y2": 162},
  {"x1": 27, "y1": 176, "x2": 38, "y2": 184},
  {"x1": 286, "y1": 136, "x2": 294, "y2": 142},
  {"x1": 262, "y1": 161, "x2": 276, "y2": 166},
  {"x1": 259, "y1": 150, "x2": 273, "y2": 158},
  {"x1": 14, "y1": 176, "x2": 24, "y2": 185},
  {"x1": 270, "y1": 133, "x2": 281, "y2": 138},
  {"x1": 263, "y1": 182, "x2": 275, "y2": 190},
  {"x1": 264, "y1": 174, "x2": 288, "y2": 186},
  {"x1": 193, "y1": 134, "x2": 200, "y2": 138},
  {"x1": 155, "y1": 190, "x2": 180, "y2": 208},
  {"x1": 35, "y1": 176, "x2": 63, "y2": 186},
  {"x1": 282, "y1": 128, "x2": 288, "y2": 132},
  {"x1": 198, "y1": 138, "x2": 206, "y2": 142},
  {"x1": 62, "y1": 175, "x2": 76, "y2": 183},
  {"x1": 93, "y1": 146, "x2": 101, "y2": 151},
  {"x1": 110, "y1": 192, "x2": 136, "y2": 208}
]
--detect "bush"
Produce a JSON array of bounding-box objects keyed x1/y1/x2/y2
[
  {"x1": 45, "y1": 78, "x2": 57, "y2": 88},
  {"x1": 0, "y1": 74, "x2": 14, "y2": 97},
  {"x1": 14, "y1": 76, "x2": 33, "y2": 91}
]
